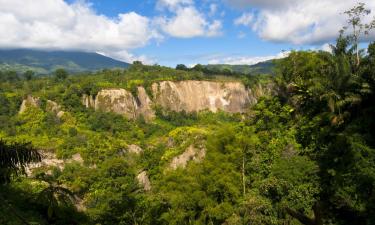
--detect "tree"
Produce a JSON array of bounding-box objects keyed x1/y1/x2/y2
[
  {"x1": 36, "y1": 173, "x2": 76, "y2": 222},
  {"x1": 176, "y1": 64, "x2": 188, "y2": 71},
  {"x1": 0, "y1": 140, "x2": 41, "y2": 184},
  {"x1": 23, "y1": 70, "x2": 35, "y2": 81},
  {"x1": 344, "y1": 2, "x2": 374, "y2": 66},
  {"x1": 133, "y1": 61, "x2": 143, "y2": 66},
  {"x1": 54, "y1": 68, "x2": 68, "y2": 80}
]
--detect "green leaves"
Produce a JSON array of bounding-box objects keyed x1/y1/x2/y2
[{"x1": 0, "y1": 140, "x2": 41, "y2": 184}]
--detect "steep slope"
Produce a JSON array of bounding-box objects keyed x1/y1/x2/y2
[
  {"x1": 81, "y1": 80, "x2": 272, "y2": 120},
  {"x1": 0, "y1": 49, "x2": 130, "y2": 74}
]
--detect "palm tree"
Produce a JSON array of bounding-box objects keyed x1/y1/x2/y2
[
  {"x1": 0, "y1": 140, "x2": 41, "y2": 184},
  {"x1": 36, "y1": 173, "x2": 77, "y2": 222}
]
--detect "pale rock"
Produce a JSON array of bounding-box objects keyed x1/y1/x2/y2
[
  {"x1": 46, "y1": 100, "x2": 65, "y2": 118},
  {"x1": 136, "y1": 86, "x2": 155, "y2": 121},
  {"x1": 19, "y1": 95, "x2": 40, "y2": 114},
  {"x1": 152, "y1": 81, "x2": 250, "y2": 113},
  {"x1": 127, "y1": 144, "x2": 143, "y2": 154},
  {"x1": 137, "y1": 171, "x2": 151, "y2": 191},
  {"x1": 95, "y1": 89, "x2": 138, "y2": 119},
  {"x1": 170, "y1": 145, "x2": 206, "y2": 169}
]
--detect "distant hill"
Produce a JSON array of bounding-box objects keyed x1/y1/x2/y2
[
  {"x1": 205, "y1": 59, "x2": 278, "y2": 75},
  {"x1": 0, "y1": 49, "x2": 130, "y2": 74}
]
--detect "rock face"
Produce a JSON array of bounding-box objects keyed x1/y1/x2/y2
[
  {"x1": 82, "y1": 87, "x2": 155, "y2": 121},
  {"x1": 95, "y1": 89, "x2": 138, "y2": 119},
  {"x1": 46, "y1": 100, "x2": 65, "y2": 118},
  {"x1": 26, "y1": 152, "x2": 84, "y2": 175},
  {"x1": 137, "y1": 171, "x2": 151, "y2": 191},
  {"x1": 136, "y1": 86, "x2": 155, "y2": 121},
  {"x1": 82, "y1": 94, "x2": 95, "y2": 108},
  {"x1": 127, "y1": 144, "x2": 143, "y2": 154},
  {"x1": 152, "y1": 81, "x2": 250, "y2": 113},
  {"x1": 19, "y1": 95, "x2": 40, "y2": 113},
  {"x1": 170, "y1": 145, "x2": 206, "y2": 169},
  {"x1": 82, "y1": 80, "x2": 271, "y2": 120}
]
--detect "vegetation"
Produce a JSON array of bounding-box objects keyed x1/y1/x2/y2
[{"x1": 0, "y1": 3, "x2": 374, "y2": 225}]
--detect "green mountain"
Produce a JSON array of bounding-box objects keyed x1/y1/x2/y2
[
  {"x1": 205, "y1": 59, "x2": 277, "y2": 75},
  {"x1": 0, "y1": 49, "x2": 130, "y2": 74}
]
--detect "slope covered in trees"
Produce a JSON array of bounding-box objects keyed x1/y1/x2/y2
[{"x1": 0, "y1": 3, "x2": 374, "y2": 225}]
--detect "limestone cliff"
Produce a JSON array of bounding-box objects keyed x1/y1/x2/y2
[
  {"x1": 136, "y1": 86, "x2": 155, "y2": 121},
  {"x1": 152, "y1": 81, "x2": 250, "y2": 113},
  {"x1": 95, "y1": 89, "x2": 138, "y2": 119},
  {"x1": 82, "y1": 80, "x2": 271, "y2": 120},
  {"x1": 82, "y1": 88, "x2": 156, "y2": 121}
]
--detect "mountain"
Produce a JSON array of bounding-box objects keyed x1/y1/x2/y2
[
  {"x1": 205, "y1": 59, "x2": 278, "y2": 75},
  {"x1": 0, "y1": 49, "x2": 130, "y2": 74}
]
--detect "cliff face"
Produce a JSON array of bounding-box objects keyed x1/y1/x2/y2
[
  {"x1": 152, "y1": 81, "x2": 250, "y2": 113},
  {"x1": 95, "y1": 89, "x2": 138, "y2": 119},
  {"x1": 82, "y1": 80, "x2": 271, "y2": 120}
]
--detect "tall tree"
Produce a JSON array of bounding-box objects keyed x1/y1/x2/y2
[{"x1": 344, "y1": 2, "x2": 374, "y2": 66}]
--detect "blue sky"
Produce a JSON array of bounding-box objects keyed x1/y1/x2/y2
[{"x1": 1, "y1": 0, "x2": 374, "y2": 67}]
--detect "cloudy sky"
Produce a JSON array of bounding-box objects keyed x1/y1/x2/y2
[{"x1": 0, "y1": 0, "x2": 374, "y2": 67}]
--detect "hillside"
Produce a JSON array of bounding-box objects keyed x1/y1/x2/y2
[
  {"x1": 0, "y1": 49, "x2": 130, "y2": 74},
  {"x1": 1, "y1": 44, "x2": 375, "y2": 224},
  {"x1": 205, "y1": 59, "x2": 277, "y2": 75}
]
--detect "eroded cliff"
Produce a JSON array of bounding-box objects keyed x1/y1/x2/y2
[{"x1": 82, "y1": 80, "x2": 271, "y2": 120}]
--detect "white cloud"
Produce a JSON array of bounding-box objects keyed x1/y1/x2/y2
[
  {"x1": 208, "y1": 51, "x2": 289, "y2": 65},
  {"x1": 226, "y1": 0, "x2": 375, "y2": 44},
  {"x1": 156, "y1": 0, "x2": 222, "y2": 38},
  {"x1": 0, "y1": 0, "x2": 158, "y2": 63},
  {"x1": 234, "y1": 13, "x2": 253, "y2": 26},
  {"x1": 99, "y1": 51, "x2": 156, "y2": 65},
  {"x1": 157, "y1": 0, "x2": 193, "y2": 10}
]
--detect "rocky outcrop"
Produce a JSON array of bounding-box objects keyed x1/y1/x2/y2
[
  {"x1": 137, "y1": 171, "x2": 151, "y2": 191},
  {"x1": 82, "y1": 80, "x2": 272, "y2": 120},
  {"x1": 19, "y1": 95, "x2": 40, "y2": 113},
  {"x1": 136, "y1": 86, "x2": 155, "y2": 121},
  {"x1": 170, "y1": 145, "x2": 206, "y2": 169},
  {"x1": 95, "y1": 89, "x2": 138, "y2": 119},
  {"x1": 27, "y1": 152, "x2": 84, "y2": 175},
  {"x1": 46, "y1": 100, "x2": 65, "y2": 118},
  {"x1": 127, "y1": 144, "x2": 143, "y2": 154},
  {"x1": 152, "y1": 81, "x2": 250, "y2": 113},
  {"x1": 82, "y1": 87, "x2": 155, "y2": 121},
  {"x1": 82, "y1": 94, "x2": 95, "y2": 108}
]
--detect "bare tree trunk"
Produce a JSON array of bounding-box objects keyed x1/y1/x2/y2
[
  {"x1": 242, "y1": 153, "x2": 246, "y2": 196},
  {"x1": 354, "y1": 25, "x2": 360, "y2": 66}
]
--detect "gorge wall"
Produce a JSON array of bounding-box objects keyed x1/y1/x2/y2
[{"x1": 81, "y1": 80, "x2": 271, "y2": 120}]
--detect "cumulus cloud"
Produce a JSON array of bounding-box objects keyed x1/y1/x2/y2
[
  {"x1": 208, "y1": 51, "x2": 289, "y2": 65},
  {"x1": 156, "y1": 0, "x2": 222, "y2": 38},
  {"x1": 230, "y1": 0, "x2": 375, "y2": 44},
  {"x1": 0, "y1": 0, "x2": 159, "y2": 62}
]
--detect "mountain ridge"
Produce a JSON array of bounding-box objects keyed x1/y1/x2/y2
[{"x1": 0, "y1": 49, "x2": 130, "y2": 74}]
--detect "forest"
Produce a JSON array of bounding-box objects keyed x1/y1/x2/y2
[{"x1": 1, "y1": 3, "x2": 375, "y2": 225}]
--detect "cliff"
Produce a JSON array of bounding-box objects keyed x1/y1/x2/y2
[
  {"x1": 82, "y1": 80, "x2": 271, "y2": 120},
  {"x1": 152, "y1": 81, "x2": 250, "y2": 113}
]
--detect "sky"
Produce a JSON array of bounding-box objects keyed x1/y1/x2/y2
[{"x1": 0, "y1": 0, "x2": 375, "y2": 67}]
